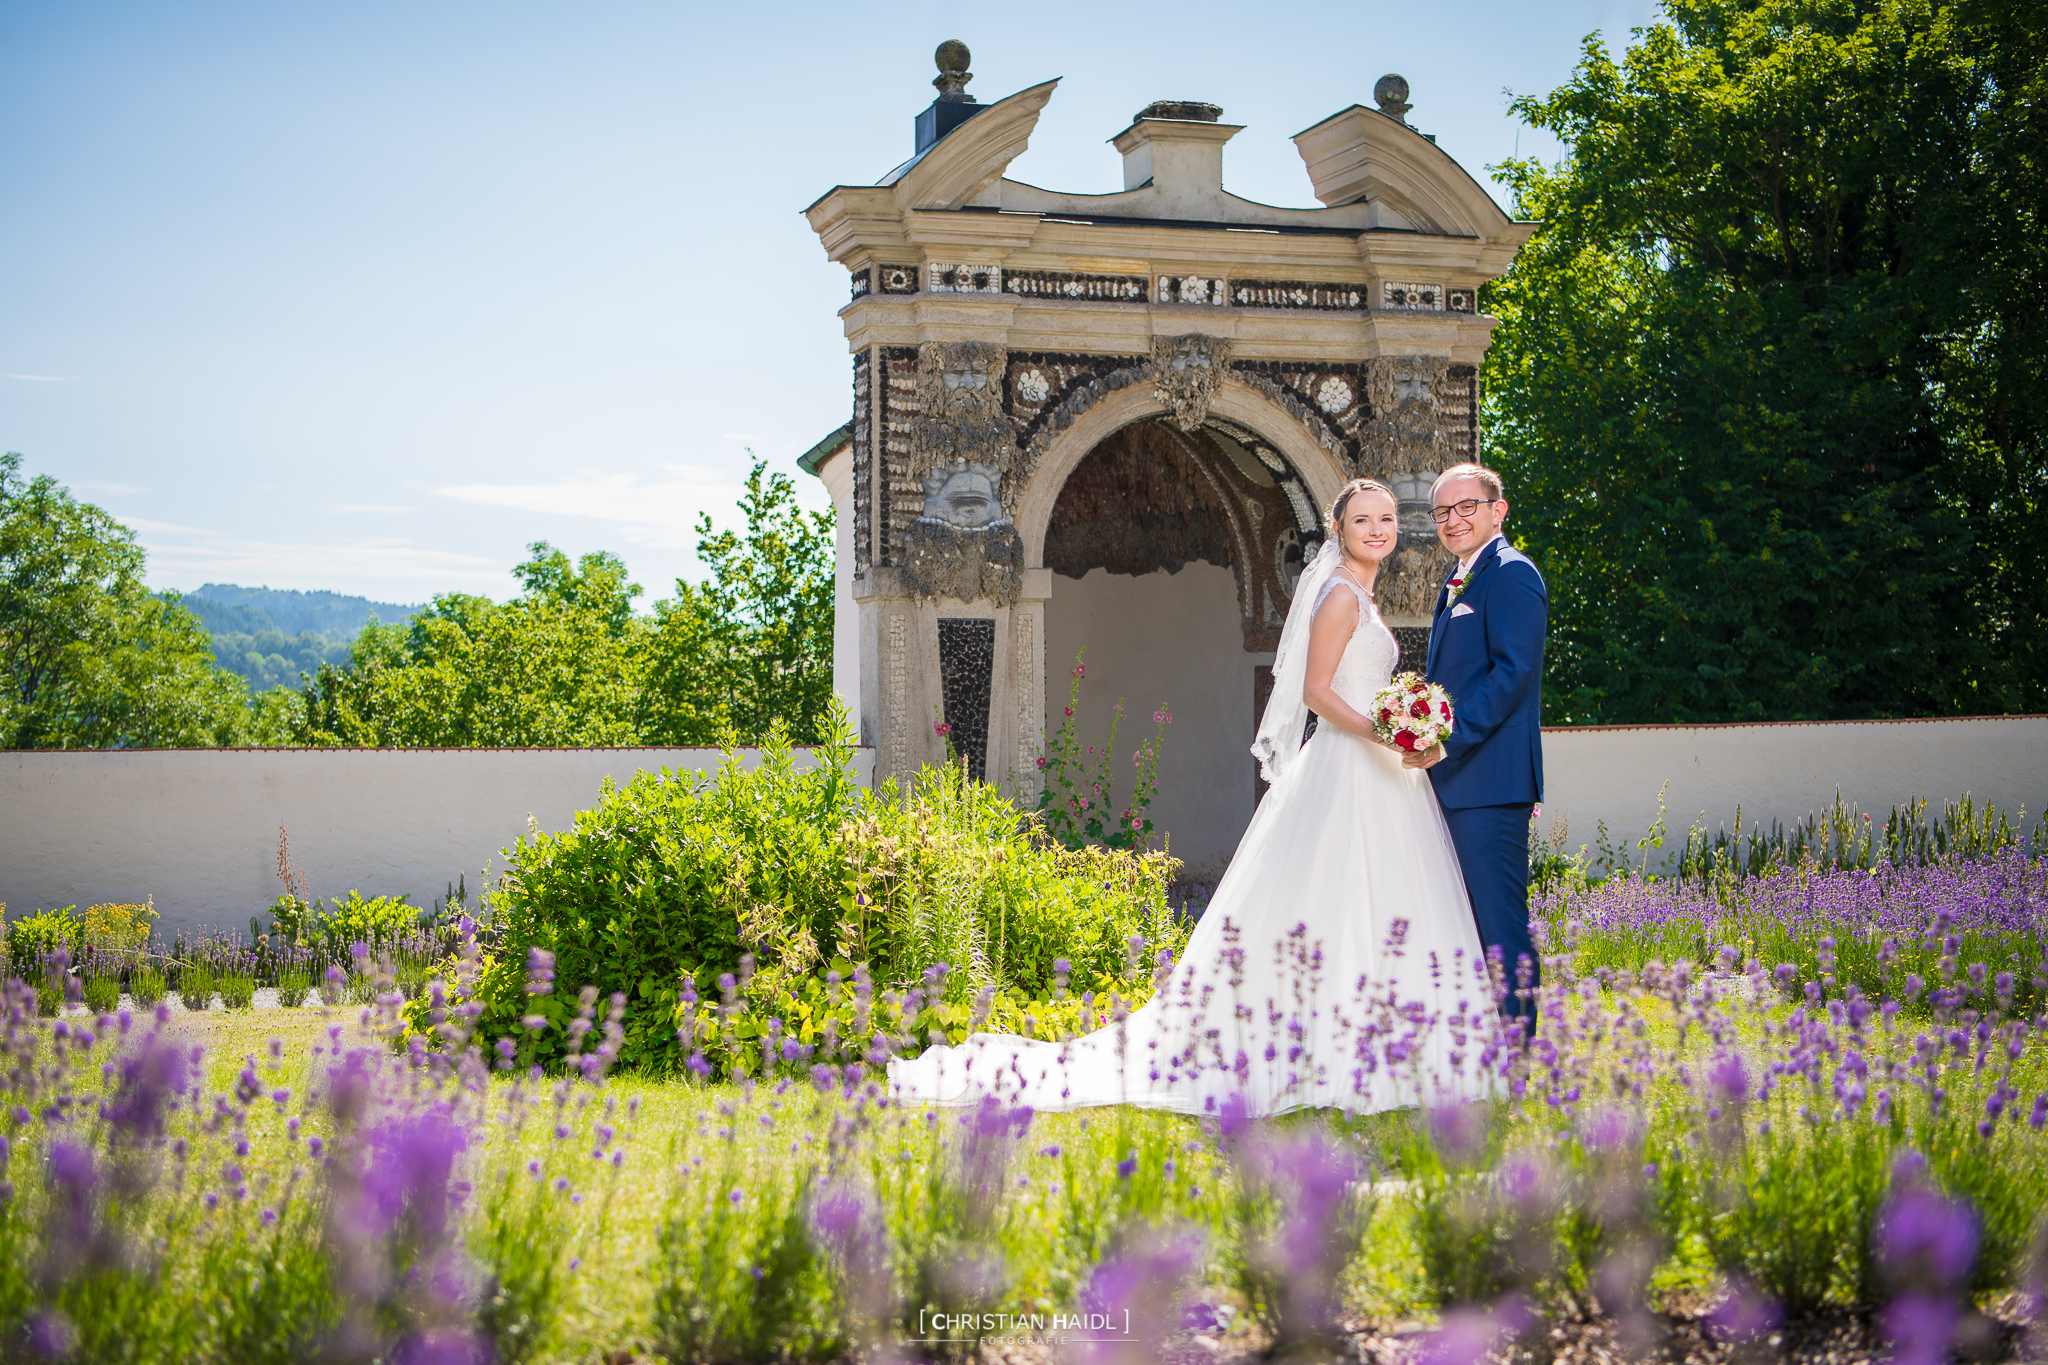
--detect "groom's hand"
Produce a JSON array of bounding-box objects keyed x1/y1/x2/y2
[{"x1": 1403, "y1": 743, "x2": 1445, "y2": 769}]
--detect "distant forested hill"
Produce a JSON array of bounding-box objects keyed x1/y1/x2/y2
[
  {"x1": 187, "y1": 584, "x2": 419, "y2": 637},
  {"x1": 176, "y1": 584, "x2": 421, "y2": 693}
]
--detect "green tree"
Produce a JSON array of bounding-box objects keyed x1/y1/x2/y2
[
  {"x1": 1484, "y1": 0, "x2": 2046, "y2": 722},
  {"x1": 640, "y1": 460, "x2": 836, "y2": 744},
  {"x1": 298, "y1": 544, "x2": 645, "y2": 746},
  {"x1": 0, "y1": 452, "x2": 255, "y2": 748}
]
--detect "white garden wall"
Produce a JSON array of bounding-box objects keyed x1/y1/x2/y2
[
  {"x1": 1, "y1": 746, "x2": 872, "y2": 939},
  {"x1": 1536, "y1": 716, "x2": 2048, "y2": 867},
  {"x1": 3, "y1": 717, "x2": 2041, "y2": 940}
]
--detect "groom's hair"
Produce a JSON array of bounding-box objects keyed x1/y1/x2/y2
[
  {"x1": 1327, "y1": 478, "x2": 1396, "y2": 536},
  {"x1": 1432, "y1": 463, "x2": 1505, "y2": 502}
]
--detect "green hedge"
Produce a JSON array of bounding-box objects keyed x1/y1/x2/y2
[{"x1": 465, "y1": 712, "x2": 1189, "y2": 1074}]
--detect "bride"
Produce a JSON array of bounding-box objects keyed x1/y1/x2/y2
[{"x1": 887, "y1": 479, "x2": 1503, "y2": 1117}]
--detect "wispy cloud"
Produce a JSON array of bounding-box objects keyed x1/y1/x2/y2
[
  {"x1": 118, "y1": 513, "x2": 506, "y2": 598},
  {"x1": 114, "y1": 513, "x2": 210, "y2": 536},
  {"x1": 4, "y1": 373, "x2": 80, "y2": 383},
  {"x1": 432, "y1": 466, "x2": 745, "y2": 550},
  {"x1": 330, "y1": 503, "x2": 417, "y2": 514}
]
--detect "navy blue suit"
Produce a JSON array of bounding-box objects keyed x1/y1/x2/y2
[{"x1": 1425, "y1": 536, "x2": 1547, "y2": 1019}]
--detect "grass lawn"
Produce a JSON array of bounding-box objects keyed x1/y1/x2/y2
[{"x1": 134, "y1": 959, "x2": 2045, "y2": 1363}]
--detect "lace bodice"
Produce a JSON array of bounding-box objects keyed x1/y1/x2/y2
[{"x1": 1315, "y1": 576, "x2": 1399, "y2": 711}]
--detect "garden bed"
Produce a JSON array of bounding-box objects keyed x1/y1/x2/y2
[{"x1": 2, "y1": 767, "x2": 2043, "y2": 1361}]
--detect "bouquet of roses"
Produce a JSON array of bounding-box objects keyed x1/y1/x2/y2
[{"x1": 1370, "y1": 671, "x2": 1454, "y2": 753}]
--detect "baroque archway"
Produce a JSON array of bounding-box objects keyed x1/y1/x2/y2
[
  {"x1": 1030, "y1": 410, "x2": 1333, "y2": 872},
  {"x1": 801, "y1": 56, "x2": 1530, "y2": 869}
]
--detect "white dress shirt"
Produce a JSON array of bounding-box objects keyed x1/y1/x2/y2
[{"x1": 1455, "y1": 533, "x2": 1506, "y2": 582}]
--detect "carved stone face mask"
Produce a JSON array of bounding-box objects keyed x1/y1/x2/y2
[
  {"x1": 942, "y1": 365, "x2": 988, "y2": 395},
  {"x1": 922, "y1": 466, "x2": 1000, "y2": 528},
  {"x1": 1389, "y1": 368, "x2": 1435, "y2": 411}
]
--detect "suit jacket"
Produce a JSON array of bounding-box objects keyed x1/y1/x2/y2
[{"x1": 1424, "y1": 536, "x2": 1547, "y2": 809}]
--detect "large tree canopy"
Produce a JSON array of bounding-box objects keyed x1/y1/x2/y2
[
  {"x1": 639, "y1": 462, "x2": 836, "y2": 746},
  {"x1": 1485, "y1": 0, "x2": 2045, "y2": 722},
  {"x1": 298, "y1": 461, "x2": 835, "y2": 747},
  {"x1": 0, "y1": 452, "x2": 257, "y2": 748}
]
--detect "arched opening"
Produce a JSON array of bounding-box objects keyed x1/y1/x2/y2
[{"x1": 1040, "y1": 415, "x2": 1325, "y2": 877}]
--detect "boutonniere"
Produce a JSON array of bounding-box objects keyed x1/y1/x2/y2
[{"x1": 1446, "y1": 570, "x2": 1472, "y2": 605}]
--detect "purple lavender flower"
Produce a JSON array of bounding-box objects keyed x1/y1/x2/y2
[
  {"x1": 100, "y1": 1026, "x2": 191, "y2": 1146},
  {"x1": 1706, "y1": 1052, "x2": 1750, "y2": 1107},
  {"x1": 1419, "y1": 1295, "x2": 1535, "y2": 1365},
  {"x1": 1702, "y1": 1277, "x2": 1782, "y2": 1344},
  {"x1": 1883, "y1": 1291, "x2": 1961, "y2": 1365},
  {"x1": 524, "y1": 947, "x2": 556, "y2": 996},
  {"x1": 1235, "y1": 1126, "x2": 1366, "y2": 1350},
  {"x1": 1075, "y1": 1227, "x2": 1203, "y2": 1364},
  {"x1": 1876, "y1": 1184, "x2": 1979, "y2": 1291},
  {"x1": 1427, "y1": 1100, "x2": 1490, "y2": 1167}
]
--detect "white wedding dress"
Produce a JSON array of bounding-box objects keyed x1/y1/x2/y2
[{"x1": 888, "y1": 558, "x2": 1502, "y2": 1117}]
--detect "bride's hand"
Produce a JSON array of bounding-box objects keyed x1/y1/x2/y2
[{"x1": 1402, "y1": 743, "x2": 1445, "y2": 769}]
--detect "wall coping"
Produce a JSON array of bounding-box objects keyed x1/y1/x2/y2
[
  {"x1": 1541, "y1": 715, "x2": 2046, "y2": 735},
  {"x1": 8, "y1": 720, "x2": 2042, "y2": 749},
  {"x1": 1, "y1": 745, "x2": 875, "y2": 756}
]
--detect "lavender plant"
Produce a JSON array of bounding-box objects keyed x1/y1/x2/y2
[
  {"x1": 126, "y1": 967, "x2": 165, "y2": 1009},
  {"x1": 1219, "y1": 1110, "x2": 1372, "y2": 1356}
]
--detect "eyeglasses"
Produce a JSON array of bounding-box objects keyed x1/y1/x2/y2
[{"x1": 1429, "y1": 497, "x2": 1500, "y2": 524}]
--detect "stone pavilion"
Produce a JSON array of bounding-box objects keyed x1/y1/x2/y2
[{"x1": 800, "y1": 44, "x2": 1531, "y2": 874}]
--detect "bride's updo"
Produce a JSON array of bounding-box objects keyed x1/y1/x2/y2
[{"x1": 1327, "y1": 477, "x2": 1397, "y2": 541}]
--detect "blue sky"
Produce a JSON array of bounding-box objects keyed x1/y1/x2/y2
[{"x1": 1, "y1": 0, "x2": 1656, "y2": 605}]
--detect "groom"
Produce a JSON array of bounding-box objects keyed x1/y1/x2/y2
[{"x1": 1403, "y1": 463, "x2": 1547, "y2": 1025}]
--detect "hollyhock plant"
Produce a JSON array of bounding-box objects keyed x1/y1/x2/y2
[{"x1": 1035, "y1": 648, "x2": 1172, "y2": 851}]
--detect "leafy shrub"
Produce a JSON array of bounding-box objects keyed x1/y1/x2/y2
[
  {"x1": 179, "y1": 965, "x2": 215, "y2": 1011},
  {"x1": 220, "y1": 972, "x2": 256, "y2": 1010},
  {"x1": 7, "y1": 907, "x2": 77, "y2": 980},
  {"x1": 129, "y1": 967, "x2": 166, "y2": 1008},
  {"x1": 79, "y1": 899, "x2": 155, "y2": 951},
  {"x1": 320, "y1": 892, "x2": 422, "y2": 946},
  {"x1": 266, "y1": 893, "x2": 316, "y2": 945},
  {"x1": 465, "y1": 714, "x2": 1188, "y2": 1074}
]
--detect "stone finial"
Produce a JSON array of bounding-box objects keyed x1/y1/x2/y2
[
  {"x1": 1136, "y1": 100, "x2": 1223, "y2": 123},
  {"x1": 933, "y1": 40, "x2": 973, "y2": 102},
  {"x1": 1374, "y1": 73, "x2": 1412, "y2": 122}
]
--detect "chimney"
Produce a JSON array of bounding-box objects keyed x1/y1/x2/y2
[
  {"x1": 1111, "y1": 101, "x2": 1240, "y2": 194},
  {"x1": 914, "y1": 39, "x2": 984, "y2": 153}
]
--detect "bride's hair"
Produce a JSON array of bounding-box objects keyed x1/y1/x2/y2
[{"x1": 1327, "y1": 478, "x2": 1397, "y2": 539}]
